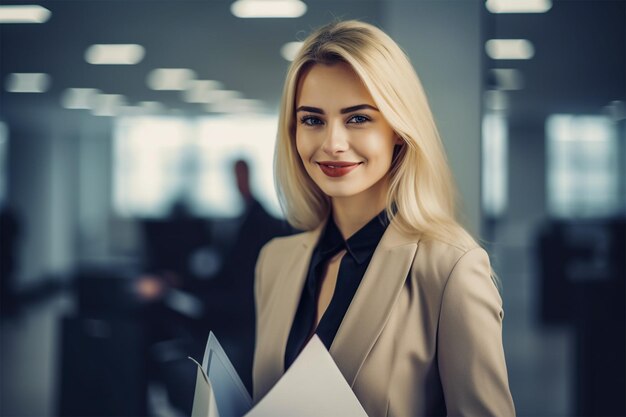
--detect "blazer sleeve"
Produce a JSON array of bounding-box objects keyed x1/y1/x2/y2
[
  {"x1": 252, "y1": 240, "x2": 271, "y2": 402},
  {"x1": 254, "y1": 242, "x2": 269, "y2": 310},
  {"x1": 437, "y1": 247, "x2": 516, "y2": 417}
]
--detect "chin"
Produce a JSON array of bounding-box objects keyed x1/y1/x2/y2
[{"x1": 316, "y1": 182, "x2": 365, "y2": 199}]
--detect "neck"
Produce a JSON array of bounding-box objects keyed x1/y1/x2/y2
[{"x1": 331, "y1": 180, "x2": 389, "y2": 239}]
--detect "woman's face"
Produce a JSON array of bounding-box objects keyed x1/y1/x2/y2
[{"x1": 295, "y1": 62, "x2": 400, "y2": 204}]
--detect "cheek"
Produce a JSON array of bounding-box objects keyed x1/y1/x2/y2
[
  {"x1": 359, "y1": 133, "x2": 397, "y2": 162},
  {"x1": 295, "y1": 132, "x2": 313, "y2": 162}
]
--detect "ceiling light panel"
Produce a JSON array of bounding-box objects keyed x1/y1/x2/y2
[
  {"x1": 485, "y1": 39, "x2": 534, "y2": 60},
  {"x1": 147, "y1": 68, "x2": 196, "y2": 91},
  {"x1": 281, "y1": 42, "x2": 303, "y2": 61},
  {"x1": 231, "y1": 0, "x2": 307, "y2": 18},
  {"x1": 85, "y1": 44, "x2": 145, "y2": 65},
  {"x1": 92, "y1": 94, "x2": 126, "y2": 116},
  {"x1": 486, "y1": 0, "x2": 552, "y2": 13},
  {"x1": 61, "y1": 88, "x2": 101, "y2": 109},
  {"x1": 0, "y1": 5, "x2": 50, "y2": 23},
  {"x1": 207, "y1": 90, "x2": 242, "y2": 102},
  {"x1": 5, "y1": 73, "x2": 51, "y2": 93},
  {"x1": 484, "y1": 90, "x2": 509, "y2": 111},
  {"x1": 139, "y1": 101, "x2": 165, "y2": 113},
  {"x1": 490, "y1": 68, "x2": 524, "y2": 90},
  {"x1": 182, "y1": 80, "x2": 223, "y2": 103}
]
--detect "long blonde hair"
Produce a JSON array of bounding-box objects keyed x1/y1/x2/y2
[{"x1": 275, "y1": 20, "x2": 477, "y2": 249}]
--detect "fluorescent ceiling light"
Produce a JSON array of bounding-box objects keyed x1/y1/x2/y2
[
  {"x1": 61, "y1": 88, "x2": 101, "y2": 109},
  {"x1": 5, "y1": 73, "x2": 50, "y2": 93},
  {"x1": 231, "y1": 0, "x2": 307, "y2": 18},
  {"x1": 147, "y1": 68, "x2": 196, "y2": 90},
  {"x1": 281, "y1": 41, "x2": 303, "y2": 61},
  {"x1": 0, "y1": 5, "x2": 50, "y2": 23},
  {"x1": 486, "y1": 0, "x2": 552, "y2": 13},
  {"x1": 490, "y1": 68, "x2": 524, "y2": 90},
  {"x1": 85, "y1": 44, "x2": 145, "y2": 65},
  {"x1": 485, "y1": 39, "x2": 534, "y2": 60},
  {"x1": 182, "y1": 80, "x2": 223, "y2": 103},
  {"x1": 92, "y1": 94, "x2": 126, "y2": 117},
  {"x1": 484, "y1": 90, "x2": 508, "y2": 111},
  {"x1": 139, "y1": 101, "x2": 165, "y2": 112}
]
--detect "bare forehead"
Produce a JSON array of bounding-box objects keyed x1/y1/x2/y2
[{"x1": 295, "y1": 62, "x2": 374, "y2": 107}]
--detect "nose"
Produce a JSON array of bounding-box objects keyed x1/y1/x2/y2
[{"x1": 321, "y1": 120, "x2": 349, "y2": 155}]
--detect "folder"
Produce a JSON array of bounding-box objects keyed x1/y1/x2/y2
[
  {"x1": 190, "y1": 333, "x2": 368, "y2": 417},
  {"x1": 190, "y1": 332, "x2": 252, "y2": 417}
]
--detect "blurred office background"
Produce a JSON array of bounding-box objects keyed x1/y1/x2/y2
[{"x1": 0, "y1": 0, "x2": 624, "y2": 416}]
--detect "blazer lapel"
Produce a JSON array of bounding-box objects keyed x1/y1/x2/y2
[
  {"x1": 265, "y1": 225, "x2": 323, "y2": 379},
  {"x1": 330, "y1": 222, "x2": 419, "y2": 386}
]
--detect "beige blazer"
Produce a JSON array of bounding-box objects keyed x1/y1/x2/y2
[{"x1": 253, "y1": 221, "x2": 515, "y2": 417}]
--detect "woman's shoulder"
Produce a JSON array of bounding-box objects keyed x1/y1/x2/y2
[
  {"x1": 256, "y1": 229, "x2": 317, "y2": 273},
  {"x1": 417, "y1": 235, "x2": 483, "y2": 259},
  {"x1": 412, "y1": 235, "x2": 489, "y2": 285},
  {"x1": 255, "y1": 230, "x2": 317, "y2": 299}
]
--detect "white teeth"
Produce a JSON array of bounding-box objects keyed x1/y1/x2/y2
[{"x1": 318, "y1": 162, "x2": 360, "y2": 168}]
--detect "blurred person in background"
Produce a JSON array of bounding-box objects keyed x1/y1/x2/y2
[
  {"x1": 136, "y1": 158, "x2": 292, "y2": 407},
  {"x1": 252, "y1": 20, "x2": 515, "y2": 416},
  {"x1": 206, "y1": 158, "x2": 292, "y2": 392}
]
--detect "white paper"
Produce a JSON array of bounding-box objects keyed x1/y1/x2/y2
[
  {"x1": 190, "y1": 357, "x2": 220, "y2": 417},
  {"x1": 191, "y1": 333, "x2": 368, "y2": 417},
  {"x1": 244, "y1": 335, "x2": 368, "y2": 417}
]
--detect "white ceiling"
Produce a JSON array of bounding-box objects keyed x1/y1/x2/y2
[{"x1": 0, "y1": 0, "x2": 624, "y2": 129}]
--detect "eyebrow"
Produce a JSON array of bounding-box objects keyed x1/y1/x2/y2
[{"x1": 295, "y1": 104, "x2": 379, "y2": 114}]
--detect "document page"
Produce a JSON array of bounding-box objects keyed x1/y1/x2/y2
[
  {"x1": 190, "y1": 357, "x2": 220, "y2": 417},
  {"x1": 245, "y1": 335, "x2": 368, "y2": 417}
]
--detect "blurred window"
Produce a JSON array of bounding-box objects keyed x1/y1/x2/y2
[
  {"x1": 193, "y1": 115, "x2": 280, "y2": 217},
  {"x1": 113, "y1": 115, "x2": 281, "y2": 218},
  {"x1": 482, "y1": 113, "x2": 508, "y2": 217},
  {"x1": 546, "y1": 114, "x2": 619, "y2": 218}
]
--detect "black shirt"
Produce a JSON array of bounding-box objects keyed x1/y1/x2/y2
[{"x1": 284, "y1": 211, "x2": 389, "y2": 369}]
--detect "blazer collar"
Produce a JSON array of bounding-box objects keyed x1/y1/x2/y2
[
  {"x1": 330, "y1": 221, "x2": 419, "y2": 386},
  {"x1": 269, "y1": 219, "x2": 419, "y2": 386}
]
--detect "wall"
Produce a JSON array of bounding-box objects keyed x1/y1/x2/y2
[{"x1": 382, "y1": 0, "x2": 484, "y2": 236}]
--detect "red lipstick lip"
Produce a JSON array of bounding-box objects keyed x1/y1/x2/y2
[{"x1": 316, "y1": 161, "x2": 362, "y2": 177}]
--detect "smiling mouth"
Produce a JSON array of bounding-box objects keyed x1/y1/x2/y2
[{"x1": 316, "y1": 161, "x2": 362, "y2": 177}]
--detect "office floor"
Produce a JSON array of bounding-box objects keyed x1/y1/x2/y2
[
  {"x1": 0, "y1": 245, "x2": 573, "y2": 417},
  {"x1": 495, "y1": 240, "x2": 573, "y2": 416}
]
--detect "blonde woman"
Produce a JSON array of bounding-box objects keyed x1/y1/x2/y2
[{"x1": 253, "y1": 20, "x2": 515, "y2": 417}]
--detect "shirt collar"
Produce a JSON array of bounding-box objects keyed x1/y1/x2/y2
[{"x1": 317, "y1": 210, "x2": 389, "y2": 265}]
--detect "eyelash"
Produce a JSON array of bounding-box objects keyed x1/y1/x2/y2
[{"x1": 299, "y1": 114, "x2": 371, "y2": 126}]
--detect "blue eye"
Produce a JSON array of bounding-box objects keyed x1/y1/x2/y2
[
  {"x1": 300, "y1": 116, "x2": 323, "y2": 126},
  {"x1": 348, "y1": 114, "x2": 370, "y2": 124}
]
